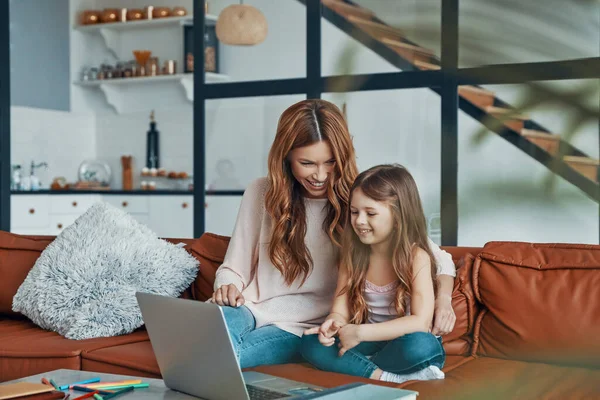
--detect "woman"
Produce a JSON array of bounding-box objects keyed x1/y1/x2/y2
[{"x1": 210, "y1": 99, "x2": 456, "y2": 369}]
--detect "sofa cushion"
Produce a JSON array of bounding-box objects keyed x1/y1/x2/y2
[
  {"x1": 440, "y1": 246, "x2": 482, "y2": 265},
  {"x1": 401, "y1": 356, "x2": 600, "y2": 400},
  {"x1": 12, "y1": 203, "x2": 200, "y2": 340},
  {"x1": 0, "y1": 232, "x2": 53, "y2": 317},
  {"x1": 81, "y1": 340, "x2": 476, "y2": 392},
  {"x1": 188, "y1": 233, "x2": 231, "y2": 301},
  {"x1": 442, "y1": 253, "x2": 479, "y2": 356},
  {"x1": 82, "y1": 341, "x2": 160, "y2": 379},
  {"x1": 0, "y1": 319, "x2": 149, "y2": 382},
  {"x1": 472, "y1": 241, "x2": 600, "y2": 368}
]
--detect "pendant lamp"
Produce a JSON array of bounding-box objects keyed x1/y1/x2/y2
[{"x1": 215, "y1": 0, "x2": 268, "y2": 46}]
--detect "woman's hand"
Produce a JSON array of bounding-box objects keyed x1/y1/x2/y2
[
  {"x1": 432, "y1": 295, "x2": 456, "y2": 336},
  {"x1": 211, "y1": 284, "x2": 245, "y2": 307},
  {"x1": 304, "y1": 319, "x2": 343, "y2": 346},
  {"x1": 337, "y1": 324, "x2": 362, "y2": 357}
]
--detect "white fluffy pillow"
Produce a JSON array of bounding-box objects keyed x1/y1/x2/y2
[{"x1": 12, "y1": 202, "x2": 199, "y2": 340}]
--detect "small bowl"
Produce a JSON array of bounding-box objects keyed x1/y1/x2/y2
[
  {"x1": 101, "y1": 8, "x2": 120, "y2": 23},
  {"x1": 152, "y1": 7, "x2": 171, "y2": 18},
  {"x1": 81, "y1": 10, "x2": 101, "y2": 25},
  {"x1": 172, "y1": 7, "x2": 188, "y2": 17},
  {"x1": 127, "y1": 9, "x2": 144, "y2": 21}
]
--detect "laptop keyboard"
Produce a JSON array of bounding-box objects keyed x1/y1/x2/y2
[{"x1": 246, "y1": 384, "x2": 291, "y2": 400}]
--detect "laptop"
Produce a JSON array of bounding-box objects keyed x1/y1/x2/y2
[{"x1": 136, "y1": 292, "x2": 325, "y2": 400}]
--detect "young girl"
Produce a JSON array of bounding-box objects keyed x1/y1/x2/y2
[{"x1": 302, "y1": 164, "x2": 445, "y2": 383}]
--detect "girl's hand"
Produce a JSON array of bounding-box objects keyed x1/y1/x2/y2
[
  {"x1": 304, "y1": 319, "x2": 343, "y2": 346},
  {"x1": 432, "y1": 295, "x2": 456, "y2": 336},
  {"x1": 337, "y1": 324, "x2": 362, "y2": 357},
  {"x1": 211, "y1": 284, "x2": 245, "y2": 307}
]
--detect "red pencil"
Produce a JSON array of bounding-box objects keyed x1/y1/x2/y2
[
  {"x1": 41, "y1": 378, "x2": 52, "y2": 386},
  {"x1": 72, "y1": 390, "x2": 100, "y2": 400}
]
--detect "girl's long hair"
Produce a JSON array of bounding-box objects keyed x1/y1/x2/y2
[
  {"x1": 339, "y1": 164, "x2": 437, "y2": 324},
  {"x1": 264, "y1": 99, "x2": 358, "y2": 286}
]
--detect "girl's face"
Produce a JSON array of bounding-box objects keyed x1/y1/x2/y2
[
  {"x1": 350, "y1": 188, "x2": 395, "y2": 250},
  {"x1": 288, "y1": 141, "x2": 336, "y2": 199}
]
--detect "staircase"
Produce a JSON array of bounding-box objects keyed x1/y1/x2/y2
[{"x1": 302, "y1": 0, "x2": 600, "y2": 202}]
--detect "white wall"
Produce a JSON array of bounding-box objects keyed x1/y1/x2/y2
[
  {"x1": 11, "y1": 107, "x2": 96, "y2": 186},
  {"x1": 208, "y1": 0, "x2": 307, "y2": 82}
]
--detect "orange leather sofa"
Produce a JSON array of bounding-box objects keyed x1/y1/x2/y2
[{"x1": 1, "y1": 230, "x2": 599, "y2": 399}]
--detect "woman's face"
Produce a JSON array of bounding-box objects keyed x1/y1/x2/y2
[{"x1": 288, "y1": 141, "x2": 336, "y2": 199}]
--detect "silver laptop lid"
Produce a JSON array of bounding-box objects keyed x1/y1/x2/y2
[{"x1": 136, "y1": 292, "x2": 250, "y2": 400}]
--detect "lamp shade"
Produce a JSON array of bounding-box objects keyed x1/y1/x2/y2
[{"x1": 215, "y1": 4, "x2": 268, "y2": 46}]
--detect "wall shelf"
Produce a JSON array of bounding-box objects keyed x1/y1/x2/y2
[
  {"x1": 73, "y1": 73, "x2": 229, "y2": 112},
  {"x1": 74, "y1": 15, "x2": 216, "y2": 32},
  {"x1": 73, "y1": 15, "x2": 217, "y2": 60}
]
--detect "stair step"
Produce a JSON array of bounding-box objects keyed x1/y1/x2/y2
[
  {"x1": 322, "y1": 0, "x2": 375, "y2": 19},
  {"x1": 346, "y1": 16, "x2": 405, "y2": 42},
  {"x1": 381, "y1": 38, "x2": 435, "y2": 64},
  {"x1": 520, "y1": 129, "x2": 561, "y2": 155},
  {"x1": 485, "y1": 106, "x2": 529, "y2": 132},
  {"x1": 414, "y1": 60, "x2": 440, "y2": 70},
  {"x1": 458, "y1": 86, "x2": 495, "y2": 108},
  {"x1": 485, "y1": 106, "x2": 529, "y2": 119},
  {"x1": 564, "y1": 156, "x2": 599, "y2": 182}
]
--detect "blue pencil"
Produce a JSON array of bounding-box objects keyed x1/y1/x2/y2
[
  {"x1": 60, "y1": 378, "x2": 101, "y2": 391},
  {"x1": 72, "y1": 386, "x2": 113, "y2": 395},
  {"x1": 101, "y1": 386, "x2": 135, "y2": 400}
]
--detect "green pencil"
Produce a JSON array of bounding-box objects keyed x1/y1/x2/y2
[{"x1": 96, "y1": 383, "x2": 149, "y2": 390}]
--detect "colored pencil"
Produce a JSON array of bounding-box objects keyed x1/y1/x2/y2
[
  {"x1": 101, "y1": 386, "x2": 135, "y2": 400},
  {"x1": 49, "y1": 379, "x2": 60, "y2": 390},
  {"x1": 93, "y1": 395, "x2": 103, "y2": 400},
  {"x1": 72, "y1": 386, "x2": 113, "y2": 395},
  {"x1": 78, "y1": 380, "x2": 141, "y2": 389},
  {"x1": 72, "y1": 391, "x2": 100, "y2": 400},
  {"x1": 93, "y1": 383, "x2": 149, "y2": 390},
  {"x1": 59, "y1": 378, "x2": 101, "y2": 390},
  {"x1": 41, "y1": 378, "x2": 52, "y2": 386}
]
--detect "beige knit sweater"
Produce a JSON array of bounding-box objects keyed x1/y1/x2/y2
[{"x1": 214, "y1": 178, "x2": 456, "y2": 337}]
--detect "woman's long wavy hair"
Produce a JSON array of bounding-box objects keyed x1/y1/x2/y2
[
  {"x1": 339, "y1": 164, "x2": 437, "y2": 324},
  {"x1": 265, "y1": 99, "x2": 358, "y2": 286}
]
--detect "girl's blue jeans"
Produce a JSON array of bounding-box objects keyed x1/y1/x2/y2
[
  {"x1": 221, "y1": 305, "x2": 303, "y2": 369},
  {"x1": 301, "y1": 330, "x2": 445, "y2": 378}
]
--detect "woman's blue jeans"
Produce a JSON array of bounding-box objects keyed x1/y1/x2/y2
[
  {"x1": 301, "y1": 331, "x2": 445, "y2": 378},
  {"x1": 221, "y1": 305, "x2": 303, "y2": 369}
]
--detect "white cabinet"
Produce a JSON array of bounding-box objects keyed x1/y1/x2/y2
[
  {"x1": 48, "y1": 213, "x2": 80, "y2": 236},
  {"x1": 10, "y1": 194, "x2": 244, "y2": 239},
  {"x1": 100, "y1": 195, "x2": 149, "y2": 214},
  {"x1": 11, "y1": 195, "x2": 50, "y2": 232},
  {"x1": 49, "y1": 195, "x2": 101, "y2": 214},
  {"x1": 205, "y1": 195, "x2": 243, "y2": 237},
  {"x1": 148, "y1": 196, "x2": 194, "y2": 238},
  {"x1": 10, "y1": 194, "x2": 194, "y2": 239}
]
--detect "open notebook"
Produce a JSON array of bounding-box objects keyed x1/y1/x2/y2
[{"x1": 0, "y1": 382, "x2": 61, "y2": 400}]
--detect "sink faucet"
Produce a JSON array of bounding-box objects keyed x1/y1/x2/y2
[{"x1": 30, "y1": 161, "x2": 49, "y2": 191}]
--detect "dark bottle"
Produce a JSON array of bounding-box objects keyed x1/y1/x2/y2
[{"x1": 146, "y1": 110, "x2": 160, "y2": 169}]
